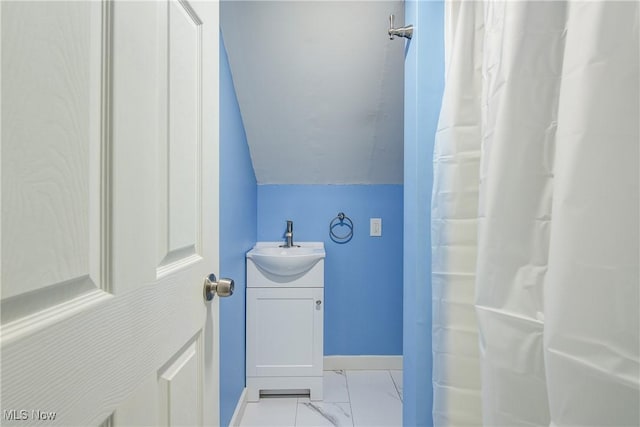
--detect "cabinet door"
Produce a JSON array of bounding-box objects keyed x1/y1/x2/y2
[{"x1": 247, "y1": 287, "x2": 323, "y2": 377}]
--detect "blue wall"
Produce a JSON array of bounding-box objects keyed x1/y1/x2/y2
[
  {"x1": 403, "y1": 1, "x2": 445, "y2": 426},
  {"x1": 219, "y1": 34, "x2": 257, "y2": 427},
  {"x1": 257, "y1": 184, "x2": 403, "y2": 356}
]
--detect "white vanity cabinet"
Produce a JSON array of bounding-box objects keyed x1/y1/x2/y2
[{"x1": 246, "y1": 242, "x2": 325, "y2": 402}]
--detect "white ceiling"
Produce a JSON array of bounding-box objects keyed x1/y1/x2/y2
[{"x1": 221, "y1": 1, "x2": 405, "y2": 184}]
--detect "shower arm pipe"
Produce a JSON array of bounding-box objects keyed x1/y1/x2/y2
[{"x1": 388, "y1": 14, "x2": 413, "y2": 40}]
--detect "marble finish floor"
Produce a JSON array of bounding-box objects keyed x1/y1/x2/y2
[{"x1": 238, "y1": 370, "x2": 403, "y2": 427}]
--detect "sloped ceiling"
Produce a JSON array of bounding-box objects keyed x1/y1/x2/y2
[{"x1": 221, "y1": 1, "x2": 405, "y2": 184}]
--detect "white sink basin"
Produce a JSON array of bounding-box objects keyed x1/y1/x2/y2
[{"x1": 247, "y1": 242, "x2": 325, "y2": 277}]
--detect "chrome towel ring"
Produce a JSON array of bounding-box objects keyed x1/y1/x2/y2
[{"x1": 329, "y1": 212, "x2": 354, "y2": 244}]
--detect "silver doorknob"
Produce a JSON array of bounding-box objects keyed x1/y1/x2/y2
[{"x1": 203, "y1": 273, "x2": 234, "y2": 302}]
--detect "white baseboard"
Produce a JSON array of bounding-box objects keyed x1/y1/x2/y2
[
  {"x1": 228, "y1": 388, "x2": 248, "y2": 427},
  {"x1": 323, "y1": 355, "x2": 402, "y2": 371}
]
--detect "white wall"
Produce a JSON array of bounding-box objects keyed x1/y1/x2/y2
[{"x1": 221, "y1": 1, "x2": 405, "y2": 184}]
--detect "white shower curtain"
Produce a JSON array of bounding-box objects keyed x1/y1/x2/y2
[{"x1": 432, "y1": 1, "x2": 639, "y2": 426}]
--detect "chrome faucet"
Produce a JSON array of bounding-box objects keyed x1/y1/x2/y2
[{"x1": 280, "y1": 220, "x2": 298, "y2": 248}]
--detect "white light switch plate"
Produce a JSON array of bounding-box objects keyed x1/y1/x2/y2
[{"x1": 370, "y1": 218, "x2": 382, "y2": 237}]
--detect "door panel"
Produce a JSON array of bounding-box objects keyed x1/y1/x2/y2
[
  {"x1": 158, "y1": 0, "x2": 204, "y2": 274},
  {"x1": 0, "y1": 1, "x2": 220, "y2": 425},
  {"x1": 1, "y1": 0, "x2": 106, "y2": 323},
  {"x1": 158, "y1": 335, "x2": 203, "y2": 427}
]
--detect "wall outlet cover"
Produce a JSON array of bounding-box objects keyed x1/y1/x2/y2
[{"x1": 370, "y1": 218, "x2": 382, "y2": 237}]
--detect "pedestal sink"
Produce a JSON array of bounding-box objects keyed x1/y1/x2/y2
[{"x1": 246, "y1": 242, "x2": 325, "y2": 277}]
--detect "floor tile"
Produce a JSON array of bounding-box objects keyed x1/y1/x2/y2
[
  {"x1": 239, "y1": 397, "x2": 298, "y2": 427},
  {"x1": 296, "y1": 399, "x2": 353, "y2": 427},
  {"x1": 238, "y1": 370, "x2": 403, "y2": 427},
  {"x1": 346, "y1": 370, "x2": 402, "y2": 427},
  {"x1": 389, "y1": 370, "x2": 403, "y2": 401},
  {"x1": 323, "y1": 370, "x2": 350, "y2": 403}
]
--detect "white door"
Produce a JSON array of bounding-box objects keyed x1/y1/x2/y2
[{"x1": 1, "y1": 1, "x2": 222, "y2": 426}]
